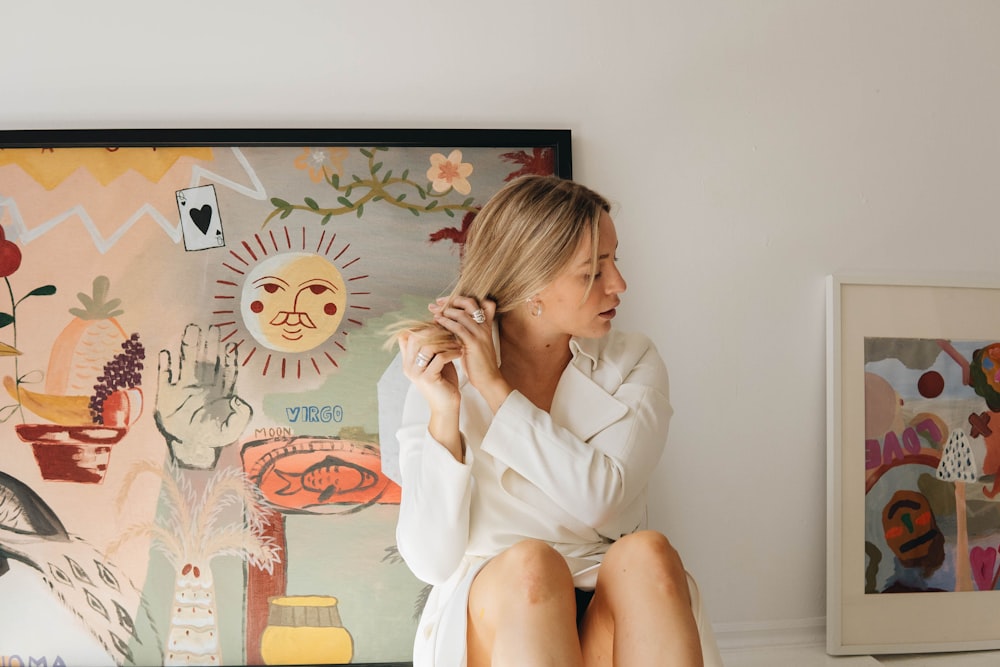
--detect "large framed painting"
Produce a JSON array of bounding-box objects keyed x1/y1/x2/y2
[
  {"x1": 827, "y1": 273, "x2": 1000, "y2": 655},
  {"x1": 0, "y1": 128, "x2": 571, "y2": 666}
]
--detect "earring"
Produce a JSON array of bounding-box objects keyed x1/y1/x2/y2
[{"x1": 527, "y1": 298, "x2": 543, "y2": 317}]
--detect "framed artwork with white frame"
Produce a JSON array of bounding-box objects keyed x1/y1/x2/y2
[{"x1": 827, "y1": 273, "x2": 1000, "y2": 655}]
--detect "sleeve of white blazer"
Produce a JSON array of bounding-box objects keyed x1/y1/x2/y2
[
  {"x1": 394, "y1": 382, "x2": 474, "y2": 585},
  {"x1": 480, "y1": 331, "x2": 672, "y2": 535}
]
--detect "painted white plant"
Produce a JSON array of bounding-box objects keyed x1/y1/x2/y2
[{"x1": 108, "y1": 460, "x2": 281, "y2": 666}]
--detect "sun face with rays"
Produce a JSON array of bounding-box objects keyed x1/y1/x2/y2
[
  {"x1": 213, "y1": 225, "x2": 370, "y2": 379},
  {"x1": 241, "y1": 252, "x2": 347, "y2": 352}
]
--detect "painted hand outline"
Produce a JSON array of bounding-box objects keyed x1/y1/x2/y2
[{"x1": 154, "y1": 324, "x2": 252, "y2": 469}]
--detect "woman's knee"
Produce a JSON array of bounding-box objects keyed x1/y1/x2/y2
[
  {"x1": 606, "y1": 530, "x2": 680, "y2": 564},
  {"x1": 477, "y1": 539, "x2": 574, "y2": 605},
  {"x1": 602, "y1": 531, "x2": 689, "y2": 593}
]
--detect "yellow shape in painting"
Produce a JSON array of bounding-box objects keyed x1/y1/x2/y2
[
  {"x1": 260, "y1": 595, "x2": 353, "y2": 665},
  {"x1": 0, "y1": 147, "x2": 214, "y2": 190},
  {"x1": 241, "y1": 252, "x2": 348, "y2": 353}
]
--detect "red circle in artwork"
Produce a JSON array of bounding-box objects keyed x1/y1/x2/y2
[
  {"x1": 918, "y1": 371, "x2": 945, "y2": 398},
  {"x1": 0, "y1": 241, "x2": 22, "y2": 277}
]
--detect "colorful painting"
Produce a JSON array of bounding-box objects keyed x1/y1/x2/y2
[
  {"x1": 0, "y1": 129, "x2": 570, "y2": 666},
  {"x1": 828, "y1": 276, "x2": 1000, "y2": 655},
  {"x1": 864, "y1": 336, "x2": 1000, "y2": 595}
]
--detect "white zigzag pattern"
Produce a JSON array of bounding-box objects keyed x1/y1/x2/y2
[{"x1": 0, "y1": 147, "x2": 268, "y2": 255}]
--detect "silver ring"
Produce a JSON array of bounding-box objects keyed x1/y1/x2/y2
[
  {"x1": 472, "y1": 308, "x2": 486, "y2": 324},
  {"x1": 415, "y1": 352, "x2": 431, "y2": 368}
]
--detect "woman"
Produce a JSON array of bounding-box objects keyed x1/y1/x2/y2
[{"x1": 391, "y1": 175, "x2": 720, "y2": 666}]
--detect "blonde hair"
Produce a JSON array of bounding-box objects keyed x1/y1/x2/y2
[{"x1": 385, "y1": 175, "x2": 611, "y2": 348}]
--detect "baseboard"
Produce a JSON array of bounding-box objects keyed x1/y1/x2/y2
[{"x1": 712, "y1": 616, "x2": 826, "y2": 652}]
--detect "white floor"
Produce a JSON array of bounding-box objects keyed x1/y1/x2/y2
[{"x1": 721, "y1": 644, "x2": 1000, "y2": 667}]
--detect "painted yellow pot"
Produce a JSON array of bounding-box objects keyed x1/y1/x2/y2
[{"x1": 260, "y1": 595, "x2": 354, "y2": 665}]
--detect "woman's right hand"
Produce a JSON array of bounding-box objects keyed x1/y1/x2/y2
[{"x1": 400, "y1": 329, "x2": 465, "y2": 461}]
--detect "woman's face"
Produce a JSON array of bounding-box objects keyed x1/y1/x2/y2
[{"x1": 534, "y1": 211, "x2": 626, "y2": 339}]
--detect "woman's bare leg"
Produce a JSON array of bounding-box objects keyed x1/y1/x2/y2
[
  {"x1": 467, "y1": 539, "x2": 583, "y2": 667},
  {"x1": 580, "y1": 531, "x2": 703, "y2": 667}
]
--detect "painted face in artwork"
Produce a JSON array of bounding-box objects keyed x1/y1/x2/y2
[
  {"x1": 882, "y1": 490, "x2": 944, "y2": 573},
  {"x1": 241, "y1": 252, "x2": 347, "y2": 352},
  {"x1": 971, "y1": 343, "x2": 1000, "y2": 411},
  {"x1": 980, "y1": 344, "x2": 1000, "y2": 391}
]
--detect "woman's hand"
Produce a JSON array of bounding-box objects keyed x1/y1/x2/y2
[
  {"x1": 400, "y1": 328, "x2": 464, "y2": 409},
  {"x1": 400, "y1": 329, "x2": 464, "y2": 461},
  {"x1": 430, "y1": 296, "x2": 512, "y2": 413}
]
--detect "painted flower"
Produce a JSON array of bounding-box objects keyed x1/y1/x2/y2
[
  {"x1": 294, "y1": 147, "x2": 349, "y2": 183},
  {"x1": 426, "y1": 149, "x2": 473, "y2": 195},
  {"x1": 0, "y1": 225, "x2": 22, "y2": 277}
]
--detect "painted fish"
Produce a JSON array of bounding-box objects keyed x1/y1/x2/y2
[{"x1": 273, "y1": 455, "x2": 378, "y2": 502}]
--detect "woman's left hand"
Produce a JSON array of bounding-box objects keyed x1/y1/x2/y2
[{"x1": 430, "y1": 296, "x2": 511, "y2": 411}]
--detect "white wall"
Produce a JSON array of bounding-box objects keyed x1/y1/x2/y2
[{"x1": 4, "y1": 0, "x2": 1000, "y2": 641}]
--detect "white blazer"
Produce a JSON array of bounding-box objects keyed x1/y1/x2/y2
[{"x1": 394, "y1": 328, "x2": 721, "y2": 666}]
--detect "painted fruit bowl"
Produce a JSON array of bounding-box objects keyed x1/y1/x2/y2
[{"x1": 9, "y1": 383, "x2": 143, "y2": 484}]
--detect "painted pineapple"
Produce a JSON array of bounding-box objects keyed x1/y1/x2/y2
[
  {"x1": 46, "y1": 275, "x2": 128, "y2": 395},
  {"x1": 3, "y1": 275, "x2": 144, "y2": 426}
]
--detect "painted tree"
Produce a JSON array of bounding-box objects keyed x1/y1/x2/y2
[{"x1": 108, "y1": 460, "x2": 281, "y2": 666}]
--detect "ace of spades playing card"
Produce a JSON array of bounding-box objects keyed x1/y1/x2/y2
[{"x1": 176, "y1": 184, "x2": 225, "y2": 251}]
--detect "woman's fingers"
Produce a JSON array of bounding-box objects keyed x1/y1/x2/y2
[
  {"x1": 451, "y1": 295, "x2": 487, "y2": 326},
  {"x1": 481, "y1": 298, "x2": 496, "y2": 321},
  {"x1": 401, "y1": 331, "x2": 461, "y2": 381},
  {"x1": 416, "y1": 298, "x2": 499, "y2": 391},
  {"x1": 436, "y1": 304, "x2": 493, "y2": 338},
  {"x1": 414, "y1": 349, "x2": 434, "y2": 369},
  {"x1": 430, "y1": 297, "x2": 493, "y2": 329}
]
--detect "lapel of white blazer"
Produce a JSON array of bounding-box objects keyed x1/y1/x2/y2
[
  {"x1": 463, "y1": 327, "x2": 629, "y2": 442},
  {"x1": 549, "y1": 337, "x2": 628, "y2": 443}
]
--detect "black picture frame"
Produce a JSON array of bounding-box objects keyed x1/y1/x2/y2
[
  {"x1": 0, "y1": 128, "x2": 571, "y2": 173},
  {"x1": 0, "y1": 128, "x2": 572, "y2": 667}
]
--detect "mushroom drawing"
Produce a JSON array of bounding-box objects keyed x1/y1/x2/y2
[{"x1": 936, "y1": 428, "x2": 979, "y2": 591}]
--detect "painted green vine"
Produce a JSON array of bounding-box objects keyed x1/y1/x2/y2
[{"x1": 265, "y1": 146, "x2": 478, "y2": 226}]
